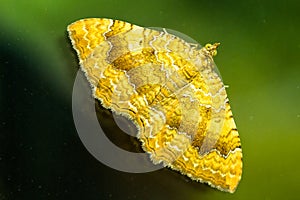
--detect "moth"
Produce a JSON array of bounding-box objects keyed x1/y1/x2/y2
[{"x1": 68, "y1": 18, "x2": 242, "y2": 193}]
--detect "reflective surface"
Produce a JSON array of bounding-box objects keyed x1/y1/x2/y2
[{"x1": 1, "y1": 0, "x2": 299, "y2": 199}]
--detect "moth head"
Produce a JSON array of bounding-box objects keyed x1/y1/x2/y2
[{"x1": 205, "y1": 43, "x2": 220, "y2": 57}]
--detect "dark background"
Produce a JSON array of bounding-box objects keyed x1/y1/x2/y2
[{"x1": 1, "y1": 0, "x2": 300, "y2": 199}]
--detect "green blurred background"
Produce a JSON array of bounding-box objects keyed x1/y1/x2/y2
[{"x1": 1, "y1": 0, "x2": 299, "y2": 199}]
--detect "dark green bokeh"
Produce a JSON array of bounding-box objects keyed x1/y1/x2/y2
[{"x1": 1, "y1": 0, "x2": 299, "y2": 199}]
